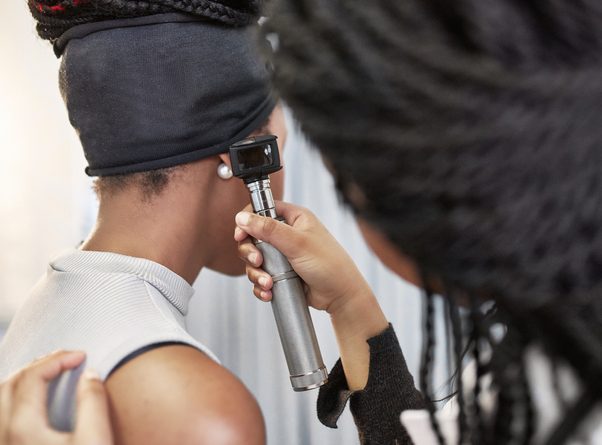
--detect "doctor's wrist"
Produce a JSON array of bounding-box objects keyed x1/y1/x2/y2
[
  {"x1": 328, "y1": 286, "x2": 388, "y2": 340},
  {"x1": 327, "y1": 285, "x2": 389, "y2": 391}
]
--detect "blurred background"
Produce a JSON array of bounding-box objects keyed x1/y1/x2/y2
[{"x1": 0, "y1": 2, "x2": 448, "y2": 443}]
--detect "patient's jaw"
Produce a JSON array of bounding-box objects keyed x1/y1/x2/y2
[{"x1": 207, "y1": 105, "x2": 288, "y2": 276}]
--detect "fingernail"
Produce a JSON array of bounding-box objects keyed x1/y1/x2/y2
[
  {"x1": 83, "y1": 369, "x2": 101, "y2": 381},
  {"x1": 236, "y1": 212, "x2": 251, "y2": 226},
  {"x1": 65, "y1": 350, "x2": 86, "y2": 359},
  {"x1": 260, "y1": 290, "x2": 272, "y2": 300},
  {"x1": 258, "y1": 276, "x2": 268, "y2": 287},
  {"x1": 249, "y1": 253, "x2": 258, "y2": 265}
]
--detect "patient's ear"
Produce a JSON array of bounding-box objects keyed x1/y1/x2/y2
[{"x1": 217, "y1": 153, "x2": 232, "y2": 168}]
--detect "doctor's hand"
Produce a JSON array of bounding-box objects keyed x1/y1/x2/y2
[
  {"x1": 0, "y1": 350, "x2": 113, "y2": 445},
  {"x1": 235, "y1": 201, "x2": 389, "y2": 390},
  {"x1": 234, "y1": 201, "x2": 374, "y2": 316}
]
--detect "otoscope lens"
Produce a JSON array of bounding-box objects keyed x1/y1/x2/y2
[{"x1": 237, "y1": 144, "x2": 274, "y2": 170}]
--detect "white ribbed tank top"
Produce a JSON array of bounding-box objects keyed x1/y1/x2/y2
[{"x1": 0, "y1": 249, "x2": 218, "y2": 381}]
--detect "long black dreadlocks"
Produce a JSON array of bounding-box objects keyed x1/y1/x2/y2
[{"x1": 264, "y1": 0, "x2": 602, "y2": 443}]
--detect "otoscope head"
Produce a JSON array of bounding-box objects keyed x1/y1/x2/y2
[{"x1": 229, "y1": 135, "x2": 281, "y2": 184}]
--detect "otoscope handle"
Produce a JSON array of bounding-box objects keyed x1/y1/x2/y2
[{"x1": 255, "y1": 239, "x2": 328, "y2": 391}]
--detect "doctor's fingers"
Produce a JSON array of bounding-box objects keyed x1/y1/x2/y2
[
  {"x1": 238, "y1": 238, "x2": 263, "y2": 268},
  {"x1": 252, "y1": 284, "x2": 273, "y2": 302},
  {"x1": 11, "y1": 350, "x2": 85, "y2": 413},
  {"x1": 233, "y1": 203, "x2": 255, "y2": 242},
  {"x1": 0, "y1": 375, "x2": 15, "y2": 444},
  {"x1": 73, "y1": 371, "x2": 114, "y2": 445},
  {"x1": 245, "y1": 263, "x2": 273, "y2": 298},
  {"x1": 1, "y1": 351, "x2": 85, "y2": 445}
]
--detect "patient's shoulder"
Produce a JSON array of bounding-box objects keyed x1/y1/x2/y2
[{"x1": 105, "y1": 344, "x2": 265, "y2": 445}]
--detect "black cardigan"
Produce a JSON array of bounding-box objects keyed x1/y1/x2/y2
[{"x1": 316, "y1": 325, "x2": 426, "y2": 444}]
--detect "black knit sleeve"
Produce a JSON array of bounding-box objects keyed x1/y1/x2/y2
[{"x1": 317, "y1": 324, "x2": 425, "y2": 444}]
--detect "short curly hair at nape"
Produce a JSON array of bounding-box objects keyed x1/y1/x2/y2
[
  {"x1": 92, "y1": 116, "x2": 272, "y2": 201},
  {"x1": 29, "y1": 0, "x2": 264, "y2": 41}
]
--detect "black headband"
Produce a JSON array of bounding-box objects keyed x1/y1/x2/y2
[{"x1": 57, "y1": 13, "x2": 276, "y2": 176}]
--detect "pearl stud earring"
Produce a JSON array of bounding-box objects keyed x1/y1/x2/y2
[{"x1": 217, "y1": 163, "x2": 233, "y2": 180}]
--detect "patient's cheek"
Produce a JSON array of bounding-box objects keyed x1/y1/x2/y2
[{"x1": 270, "y1": 169, "x2": 285, "y2": 201}]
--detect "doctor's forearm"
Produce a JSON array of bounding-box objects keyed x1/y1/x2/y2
[{"x1": 328, "y1": 289, "x2": 389, "y2": 391}]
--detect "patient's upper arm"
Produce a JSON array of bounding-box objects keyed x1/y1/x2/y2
[{"x1": 105, "y1": 345, "x2": 265, "y2": 445}]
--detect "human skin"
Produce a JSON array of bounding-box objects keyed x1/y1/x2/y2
[
  {"x1": 0, "y1": 350, "x2": 113, "y2": 445},
  {"x1": 0, "y1": 106, "x2": 287, "y2": 445},
  {"x1": 234, "y1": 201, "x2": 420, "y2": 391},
  {"x1": 77, "y1": 105, "x2": 288, "y2": 445},
  {"x1": 1, "y1": 127, "x2": 410, "y2": 443},
  {"x1": 82, "y1": 105, "x2": 287, "y2": 281}
]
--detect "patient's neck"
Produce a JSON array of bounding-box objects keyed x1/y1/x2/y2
[{"x1": 81, "y1": 178, "x2": 211, "y2": 285}]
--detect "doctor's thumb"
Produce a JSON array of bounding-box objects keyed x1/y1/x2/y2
[
  {"x1": 235, "y1": 211, "x2": 302, "y2": 259},
  {"x1": 73, "y1": 370, "x2": 114, "y2": 445}
]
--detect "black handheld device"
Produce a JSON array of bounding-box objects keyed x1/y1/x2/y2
[{"x1": 230, "y1": 135, "x2": 282, "y2": 184}]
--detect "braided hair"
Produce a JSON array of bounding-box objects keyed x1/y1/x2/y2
[
  {"x1": 264, "y1": 0, "x2": 602, "y2": 443},
  {"x1": 29, "y1": 0, "x2": 262, "y2": 41}
]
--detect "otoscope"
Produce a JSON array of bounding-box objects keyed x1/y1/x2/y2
[{"x1": 230, "y1": 135, "x2": 328, "y2": 391}]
